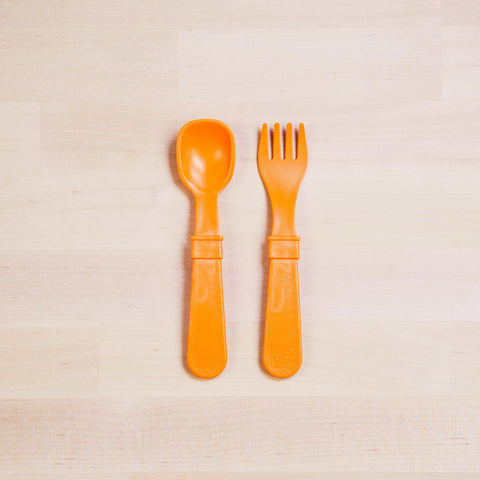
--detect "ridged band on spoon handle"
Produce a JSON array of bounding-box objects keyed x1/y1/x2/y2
[
  {"x1": 263, "y1": 235, "x2": 302, "y2": 378},
  {"x1": 187, "y1": 235, "x2": 227, "y2": 378}
]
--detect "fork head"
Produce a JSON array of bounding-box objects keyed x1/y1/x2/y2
[{"x1": 258, "y1": 122, "x2": 308, "y2": 202}]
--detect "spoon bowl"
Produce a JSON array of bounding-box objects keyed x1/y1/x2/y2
[{"x1": 177, "y1": 119, "x2": 235, "y2": 196}]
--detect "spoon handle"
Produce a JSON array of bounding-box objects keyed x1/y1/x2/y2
[
  {"x1": 263, "y1": 235, "x2": 302, "y2": 378},
  {"x1": 187, "y1": 235, "x2": 227, "y2": 378}
]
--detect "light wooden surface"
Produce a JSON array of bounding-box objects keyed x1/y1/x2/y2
[{"x1": 1, "y1": 0, "x2": 480, "y2": 476}]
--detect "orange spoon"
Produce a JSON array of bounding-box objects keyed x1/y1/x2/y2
[{"x1": 176, "y1": 119, "x2": 235, "y2": 378}]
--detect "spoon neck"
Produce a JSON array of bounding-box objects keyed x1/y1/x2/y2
[{"x1": 194, "y1": 192, "x2": 219, "y2": 236}]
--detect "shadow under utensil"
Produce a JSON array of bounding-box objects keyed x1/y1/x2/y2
[{"x1": 167, "y1": 137, "x2": 198, "y2": 379}]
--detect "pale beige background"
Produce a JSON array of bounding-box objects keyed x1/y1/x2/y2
[{"x1": 1, "y1": 0, "x2": 480, "y2": 477}]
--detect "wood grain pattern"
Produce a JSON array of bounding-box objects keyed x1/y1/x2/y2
[
  {"x1": 132, "y1": 476, "x2": 480, "y2": 480},
  {"x1": 1, "y1": 0, "x2": 480, "y2": 475},
  {"x1": 131, "y1": 476, "x2": 480, "y2": 480},
  {"x1": 1, "y1": 475, "x2": 480, "y2": 480},
  {"x1": 0, "y1": 320, "x2": 479, "y2": 398},
  {"x1": 178, "y1": 26, "x2": 441, "y2": 103},
  {"x1": 0, "y1": 397, "x2": 479, "y2": 472},
  {"x1": 2, "y1": 250, "x2": 480, "y2": 325}
]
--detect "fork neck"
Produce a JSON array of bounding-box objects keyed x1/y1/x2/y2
[
  {"x1": 271, "y1": 202, "x2": 297, "y2": 235},
  {"x1": 194, "y1": 192, "x2": 219, "y2": 236}
]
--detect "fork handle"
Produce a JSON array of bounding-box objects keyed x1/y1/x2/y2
[
  {"x1": 187, "y1": 235, "x2": 227, "y2": 378},
  {"x1": 263, "y1": 235, "x2": 302, "y2": 378}
]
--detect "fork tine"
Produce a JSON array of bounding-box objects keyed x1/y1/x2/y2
[
  {"x1": 258, "y1": 123, "x2": 269, "y2": 160},
  {"x1": 284, "y1": 123, "x2": 293, "y2": 159},
  {"x1": 296, "y1": 123, "x2": 307, "y2": 160},
  {"x1": 273, "y1": 123, "x2": 281, "y2": 159}
]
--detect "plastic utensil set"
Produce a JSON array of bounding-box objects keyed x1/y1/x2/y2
[{"x1": 177, "y1": 119, "x2": 307, "y2": 379}]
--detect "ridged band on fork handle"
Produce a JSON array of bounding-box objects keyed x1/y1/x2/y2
[
  {"x1": 263, "y1": 234, "x2": 302, "y2": 378},
  {"x1": 187, "y1": 235, "x2": 227, "y2": 379}
]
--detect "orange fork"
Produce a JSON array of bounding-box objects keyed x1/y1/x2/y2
[{"x1": 258, "y1": 123, "x2": 308, "y2": 378}]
